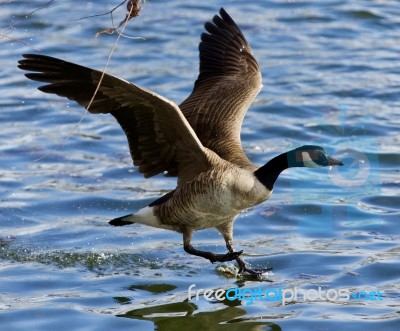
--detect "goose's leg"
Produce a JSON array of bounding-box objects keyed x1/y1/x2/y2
[
  {"x1": 217, "y1": 223, "x2": 250, "y2": 273},
  {"x1": 182, "y1": 229, "x2": 242, "y2": 263},
  {"x1": 217, "y1": 223, "x2": 272, "y2": 275}
]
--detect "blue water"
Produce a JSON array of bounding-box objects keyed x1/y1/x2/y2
[{"x1": 1, "y1": 1, "x2": 399, "y2": 330}]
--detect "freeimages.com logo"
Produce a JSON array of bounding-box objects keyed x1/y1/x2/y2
[{"x1": 188, "y1": 284, "x2": 383, "y2": 306}]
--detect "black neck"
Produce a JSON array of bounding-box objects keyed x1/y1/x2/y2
[
  {"x1": 254, "y1": 152, "x2": 291, "y2": 190},
  {"x1": 254, "y1": 150, "x2": 304, "y2": 190}
]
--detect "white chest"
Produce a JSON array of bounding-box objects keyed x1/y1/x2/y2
[
  {"x1": 196, "y1": 169, "x2": 272, "y2": 213},
  {"x1": 230, "y1": 170, "x2": 272, "y2": 209}
]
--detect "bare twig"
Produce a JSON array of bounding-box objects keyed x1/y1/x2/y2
[
  {"x1": 96, "y1": 0, "x2": 142, "y2": 37},
  {"x1": 0, "y1": 0, "x2": 53, "y2": 49},
  {"x1": 76, "y1": 0, "x2": 143, "y2": 38},
  {"x1": 26, "y1": 0, "x2": 55, "y2": 17},
  {"x1": 87, "y1": 4, "x2": 138, "y2": 114},
  {"x1": 77, "y1": 0, "x2": 128, "y2": 21},
  {"x1": 0, "y1": 32, "x2": 37, "y2": 48}
]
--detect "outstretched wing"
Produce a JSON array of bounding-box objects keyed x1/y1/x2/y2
[
  {"x1": 18, "y1": 54, "x2": 210, "y2": 183},
  {"x1": 180, "y1": 8, "x2": 262, "y2": 169}
]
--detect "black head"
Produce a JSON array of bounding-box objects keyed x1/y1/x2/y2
[
  {"x1": 289, "y1": 145, "x2": 344, "y2": 168},
  {"x1": 254, "y1": 145, "x2": 344, "y2": 190}
]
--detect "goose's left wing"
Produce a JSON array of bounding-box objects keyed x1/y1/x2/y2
[{"x1": 18, "y1": 54, "x2": 210, "y2": 184}]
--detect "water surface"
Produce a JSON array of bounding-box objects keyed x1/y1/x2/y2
[{"x1": 1, "y1": 0, "x2": 399, "y2": 330}]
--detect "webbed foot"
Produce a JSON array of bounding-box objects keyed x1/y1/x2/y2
[
  {"x1": 236, "y1": 257, "x2": 272, "y2": 276},
  {"x1": 184, "y1": 244, "x2": 243, "y2": 263}
]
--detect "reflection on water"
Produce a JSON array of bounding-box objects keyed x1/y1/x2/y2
[
  {"x1": 1, "y1": 0, "x2": 399, "y2": 330},
  {"x1": 118, "y1": 301, "x2": 282, "y2": 331}
]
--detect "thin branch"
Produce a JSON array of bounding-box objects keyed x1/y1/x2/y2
[
  {"x1": 76, "y1": 0, "x2": 143, "y2": 38},
  {"x1": 88, "y1": 3, "x2": 138, "y2": 111},
  {"x1": 0, "y1": 32, "x2": 39, "y2": 49},
  {"x1": 26, "y1": 0, "x2": 55, "y2": 17},
  {"x1": 0, "y1": 1, "x2": 54, "y2": 49},
  {"x1": 76, "y1": 0, "x2": 128, "y2": 21}
]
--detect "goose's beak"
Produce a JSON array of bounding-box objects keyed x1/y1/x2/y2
[{"x1": 327, "y1": 156, "x2": 344, "y2": 166}]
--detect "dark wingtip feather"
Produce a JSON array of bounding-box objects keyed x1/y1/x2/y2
[
  {"x1": 219, "y1": 7, "x2": 227, "y2": 16},
  {"x1": 218, "y1": 7, "x2": 236, "y2": 26}
]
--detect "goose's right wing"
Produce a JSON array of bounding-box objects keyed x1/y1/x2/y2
[{"x1": 180, "y1": 8, "x2": 262, "y2": 169}]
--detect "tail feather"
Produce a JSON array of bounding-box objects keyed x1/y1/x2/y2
[
  {"x1": 109, "y1": 214, "x2": 135, "y2": 226},
  {"x1": 109, "y1": 206, "x2": 173, "y2": 230}
]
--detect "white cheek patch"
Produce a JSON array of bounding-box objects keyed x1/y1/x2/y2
[{"x1": 301, "y1": 151, "x2": 320, "y2": 168}]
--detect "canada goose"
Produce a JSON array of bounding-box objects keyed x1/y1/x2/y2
[{"x1": 18, "y1": 8, "x2": 343, "y2": 275}]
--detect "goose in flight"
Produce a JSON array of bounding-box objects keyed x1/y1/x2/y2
[{"x1": 18, "y1": 8, "x2": 343, "y2": 275}]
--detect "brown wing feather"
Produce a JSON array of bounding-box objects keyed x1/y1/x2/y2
[
  {"x1": 180, "y1": 8, "x2": 262, "y2": 169},
  {"x1": 18, "y1": 54, "x2": 210, "y2": 182}
]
